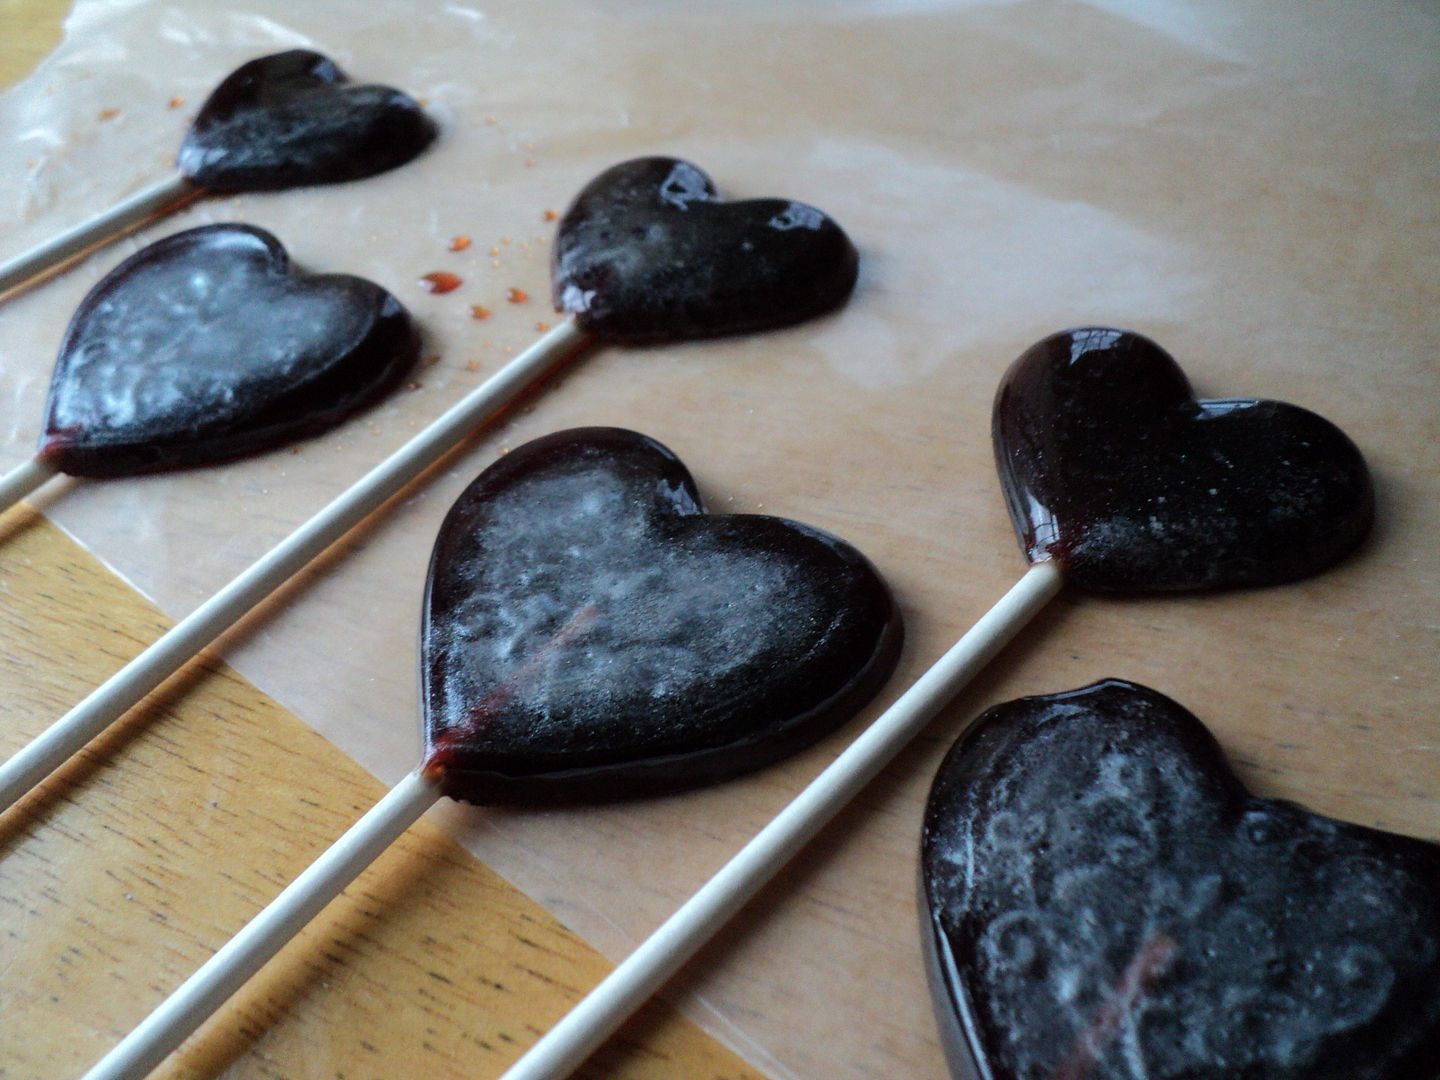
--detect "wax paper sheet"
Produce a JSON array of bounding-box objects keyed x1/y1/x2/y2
[{"x1": 2, "y1": 3, "x2": 1437, "y2": 1077}]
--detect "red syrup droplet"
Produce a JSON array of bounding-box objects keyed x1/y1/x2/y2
[{"x1": 419, "y1": 271, "x2": 462, "y2": 294}]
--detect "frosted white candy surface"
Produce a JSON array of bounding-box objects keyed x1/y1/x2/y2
[
  {"x1": 48, "y1": 228, "x2": 374, "y2": 440},
  {"x1": 431, "y1": 465, "x2": 821, "y2": 748},
  {"x1": 922, "y1": 681, "x2": 1440, "y2": 1080},
  {"x1": 421, "y1": 428, "x2": 900, "y2": 801}
]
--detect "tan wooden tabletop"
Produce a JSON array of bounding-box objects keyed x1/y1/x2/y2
[{"x1": 0, "y1": 6, "x2": 767, "y2": 1079}]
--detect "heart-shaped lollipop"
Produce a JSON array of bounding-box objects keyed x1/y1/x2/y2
[
  {"x1": 552, "y1": 157, "x2": 859, "y2": 342},
  {"x1": 82, "y1": 428, "x2": 904, "y2": 1075},
  {"x1": 422, "y1": 427, "x2": 902, "y2": 802},
  {"x1": 993, "y1": 328, "x2": 1374, "y2": 590},
  {"x1": 0, "y1": 51, "x2": 435, "y2": 303},
  {"x1": 39, "y1": 223, "x2": 419, "y2": 477},
  {"x1": 921, "y1": 680, "x2": 1440, "y2": 1080},
  {"x1": 177, "y1": 50, "x2": 437, "y2": 192}
]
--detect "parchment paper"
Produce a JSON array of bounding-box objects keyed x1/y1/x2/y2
[{"x1": 2, "y1": 3, "x2": 1437, "y2": 1077}]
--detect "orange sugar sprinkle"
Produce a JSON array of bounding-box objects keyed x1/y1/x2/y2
[
  {"x1": 466, "y1": 360, "x2": 481, "y2": 372},
  {"x1": 448, "y1": 235, "x2": 472, "y2": 252},
  {"x1": 168, "y1": 96, "x2": 184, "y2": 109},
  {"x1": 470, "y1": 304, "x2": 492, "y2": 320},
  {"x1": 542, "y1": 209, "x2": 558, "y2": 222},
  {"x1": 98, "y1": 108, "x2": 120, "y2": 121},
  {"x1": 506, "y1": 288, "x2": 528, "y2": 304},
  {"x1": 535, "y1": 321, "x2": 550, "y2": 332}
]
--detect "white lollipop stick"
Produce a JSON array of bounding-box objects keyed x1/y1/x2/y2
[
  {"x1": 80, "y1": 767, "x2": 442, "y2": 1080},
  {"x1": 501, "y1": 560, "x2": 1064, "y2": 1080},
  {"x1": 0, "y1": 175, "x2": 199, "y2": 301},
  {"x1": 0, "y1": 318, "x2": 587, "y2": 815},
  {"x1": 0, "y1": 457, "x2": 60, "y2": 514}
]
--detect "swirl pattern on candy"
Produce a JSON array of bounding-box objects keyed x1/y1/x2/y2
[
  {"x1": 421, "y1": 428, "x2": 902, "y2": 802},
  {"x1": 552, "y1": 157, "x2": 859, "y2": 342},
  {"x1": 921, "y1": 680, "x2": 1440, "y2": 1080},
  {"x1": 993, "y1": 328, "x2": 1373, "y2": 590},
  {"x1": 40, "y1": 223, "x2": 419, "y2": 477},
  {"x1": 177, "y1": 50, "x2": 437, "y2": 192}
]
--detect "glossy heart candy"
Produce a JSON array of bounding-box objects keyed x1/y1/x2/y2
[
  {"x1": 39, "y1": 223, "x2": 419, "y2": 477},
  {"x1": 992, "y1": 328, "x2": 1373, "y2": 590},
  {"x1": 551, "y1": 157, "x2": 859, "y2": 342},
  {"x1": 177, "y1": 50, "x2": 436, "y2": 192},
  {"x1": 921, "y1": 680, "x2": 1440, "y2": 1080},
  {"x1": 421, "y1": 428, "x2": 902, "y2": 803}
]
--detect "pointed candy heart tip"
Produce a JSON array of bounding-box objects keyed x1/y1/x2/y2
[
  {"x1": 993, "y1": 327, "x2": 1373, "y2": 591},
  {"x1": 419, "y1": 755, "x2": 449, "y2": 784}
]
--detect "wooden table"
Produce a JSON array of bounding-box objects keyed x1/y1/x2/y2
[{"x1": 0, "y1": 6, "x2": 764, "y2": 1078}]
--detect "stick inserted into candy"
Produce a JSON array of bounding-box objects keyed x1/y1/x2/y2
[
  {"x1": 499, "y1": 326, "x2": 1376, "y2": 1080},
  {"x1": 0, "y1": 155, "x2": 858, "y2": 818},
  {"x1": 0, "y1": 50, "x2": 436, "y2": 301},
  {"x1": 80, "y1": 427, "x2": 903, "y2": 1080}
]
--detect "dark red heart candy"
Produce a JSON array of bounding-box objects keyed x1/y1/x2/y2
[
  {"x1": 921, "y1": 680, "x2": 1440, "y2": 1080},
  {"x1": 992, "y1": 328, "x2": 1373, "y2": 590},
  {"x1": 551, "y1": 157, "x2": 859, "y2": 342},
  {"x1": 177, "y1": 50, "x2": 436, "y2": 192},
  {"x1": 39, "y1": 223, "x2": 419, "y2": 478},
  {"x1": 421, "y1": 428, "x2": 902, "y2": 803}
]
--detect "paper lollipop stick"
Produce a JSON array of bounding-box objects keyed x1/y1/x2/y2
[
  {"x1": 501, "y1": 326, "x2": 1376, "y2": 1079},
  {"x1": 0, "y1": 50, "x2": 435, "y2": 302},
  {"x1": 0, "y1": 177, "x2": 201, "y2": 300},
  {"x1": 0, "y1": 457, "x2": 60, "y2": 511},
  {"x1": 0, "y1": 154, "x2": 859, "y2": 815},
  {"x1": 0, "y1": 222, "x2": 421, "y2": 517},
  {"x1": 80, "y1": 428, "x2": 903, "y2": 1079}
]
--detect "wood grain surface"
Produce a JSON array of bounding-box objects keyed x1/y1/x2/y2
[{"x1": 0, "y1": 6, "x2": 766, "y2": 1078}]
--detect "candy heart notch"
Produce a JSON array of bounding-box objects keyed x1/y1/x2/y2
[
  {"x1": 993, "y1": 328, "x2": 1374, "y2": 590},
  {"x1": 552, "y1": 157, "x2": 859, "y2": 342},
  {"x1": 921, "y1": 680, "x2": 1440, "y2": 1080},
  {"x1": 421, "y1": 428, "x2": 902, "y2": 803},
  {"x1": 177, "y1": 50, "x2": 436, "y2": 192},
  {"x1": 39, "y1": 223, "x2": 419, "y2": 477}
]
